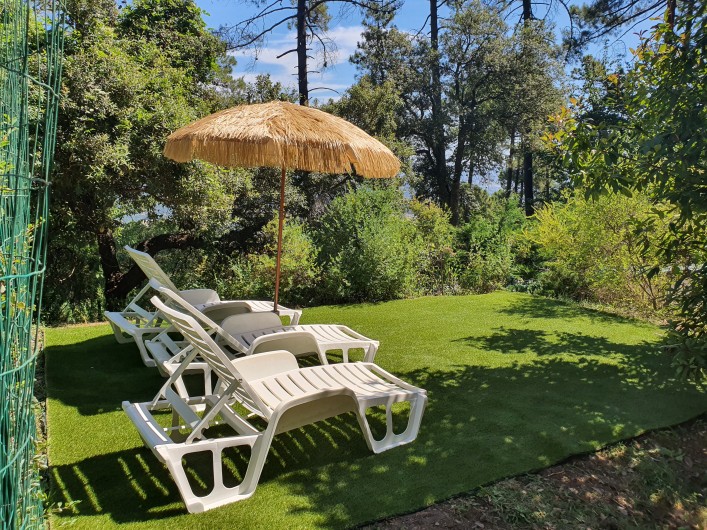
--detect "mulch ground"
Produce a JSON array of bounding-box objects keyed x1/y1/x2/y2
[{"x1": 366, "y1": 415, "x2": 706, "y2": 530}]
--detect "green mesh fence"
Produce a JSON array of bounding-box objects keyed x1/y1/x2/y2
[{"x1": 1, "y1": 0, "x2": 63, "y2": 527}]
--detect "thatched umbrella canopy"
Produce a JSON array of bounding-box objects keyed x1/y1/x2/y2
[{"x1": 164, "y1": 100, "x2": 400, "y2": 311}]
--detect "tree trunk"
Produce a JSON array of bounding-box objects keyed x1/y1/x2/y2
[
  {"x1": 430, "y1": 0, "x2": 448, "y2": 207},
  {"x1": 521, "y1": 0, "x2": 534, "y2": 216},
  {"x1": 97, "y1": 227, "x2": 122, "y2": 309},
  {"x1": 682, "y1": 0, "x2": 695, "y2": 50},
  {"x1": 97, "y1": 229, "x2": 204, "y2": 309},
  {"x1": 523, "y1": 149, "x2": 534, "y2": 216},
  {"x1": 450, "y1": 120, "x2": 467, "y2": 226},
  {"x1": 505, "y1": 131, "x2": 515, "y2": 197},
  {"x1": 297, "y1": 0, "x2": 309, "y2": 106},
  {"x1": 666, "y1": 0, "x2": 676, "y2": 29}
]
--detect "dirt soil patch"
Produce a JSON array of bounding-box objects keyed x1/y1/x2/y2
[{"x1": 366, "y1": 416, "x2": 706, "y2": 530}]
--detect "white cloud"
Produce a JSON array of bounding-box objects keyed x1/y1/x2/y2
[{"x1": 230, "y1": 24, "x2": 364, "y2": 100}]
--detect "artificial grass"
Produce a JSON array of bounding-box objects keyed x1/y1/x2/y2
[{"x1": 46, "y1": 292, "x2": 707, "y2": 529}]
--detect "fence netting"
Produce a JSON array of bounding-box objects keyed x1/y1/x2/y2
[{"x1": 1, "y1": 0, "x2": 64, "y2": 527}]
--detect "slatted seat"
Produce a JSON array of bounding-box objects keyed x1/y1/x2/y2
[
  {"x1": 226, "y1": 323, "x2": 378, "y2": 363},
  {"x1": 123, "y1": 297, "x2": 427, "y2": 513},
  {"x1": 248, "y1": 363, "x2": 417, "y2": 418}
]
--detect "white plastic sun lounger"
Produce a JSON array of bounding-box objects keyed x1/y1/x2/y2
[
  {"x1": 142, "y1": 281, "x2": 327, "y2": 399},
  {"x1": 104, "y1": 246, "x2": 302, "y2": 367},
  {"x1": 147, "y1": 279, "x2": 379, "y2": 370},
  {"x1": 123, "y1": 297, "x2": 427, "y2": 513}
]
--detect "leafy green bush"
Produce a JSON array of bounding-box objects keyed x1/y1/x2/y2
[
  {"x1": 44, "y1": 233, "x2": 106, "y2": 324},
  {"x1": 529, "y1": 190, "x2": 672, "y2": 317},
  {"x1": 546, "y1": 9, "x2": 707, "y2": 378},
  {"x1": 315, "y1": 186, "x2": 421, "y2": 303},
  {"x1": 456, "y1": 195, "x2": 526, "y2": 293},
  {"x1": 179, "y1": 218, "x2": 321, "y2": 308},
  {"x1": 246, "y1": 218, "x2": 321, "y2": 306},
  {"x1": 408, "y1": 199, "x2": 459, "y2": 294}
]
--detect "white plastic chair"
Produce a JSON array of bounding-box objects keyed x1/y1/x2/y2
[
  {"x1": 123, "y1": 297, "x2": 427, "y2": 513},
  {"x1": 147, "y1": 279, "x2": 379, "y2": 371},
  {"x1": 104, "y1": 246, "x2": 302, "y2": 366}
]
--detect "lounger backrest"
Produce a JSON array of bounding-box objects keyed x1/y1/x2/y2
[
  {"x1": 151, "y1": 296, "x2": 237, "y2": 386},
  {"x1": 151, "y1": 296, "x2": 295, "y2": 417},
  {"x1": 150, "y1": 279, "x2": 218, "y2": 327},
  {"x1": 125, "y1": 246, "x2": 180, "y2": 292}
]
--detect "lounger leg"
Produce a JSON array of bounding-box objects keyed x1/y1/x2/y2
[
  {"x1": 156, "y1": 432, "x2": 271, "y2": 513},
  {"x1": 364, "y1": 343, "x2": 378, "y2": 363},
  {"x1": 109, "y1": 321, "x2": 134, "y2": 344},
  {"x1": 134, "y1": 331, "x2": 158, "y2": 367},
  {"x1": 354, "y1": 394, "x2": 428, "y2": 454}
]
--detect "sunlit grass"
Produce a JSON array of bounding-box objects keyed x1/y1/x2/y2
[{"x1": 46, "y1": 292, "x2": 706, "y2": 529}]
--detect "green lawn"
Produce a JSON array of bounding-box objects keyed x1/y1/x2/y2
[{"x1": 46, "y1": 292, "x2": 707, "y2": 529}]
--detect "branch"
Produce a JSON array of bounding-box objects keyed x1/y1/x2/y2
[
  {"x1": 307, "y1": 0, "x2": 397, "y2": 16},
  {"x1": 226, "y1": 13, "x2": 298, "y2": 49},
  {"x1": 306, "y1": 19, "x2": 332, "y2": 59},
  {"x1": 413, "y1": 13, "x2": 432, "y2": 38},
  {"x1": 309, "y1": 86, "x2": 341, "y2": 94},
  {"x1": 276, "y1": 48, "x2": 298, "y2": 59},
  {"x1": 579, "y1": 0, "x2": 665, "y2": 43}
]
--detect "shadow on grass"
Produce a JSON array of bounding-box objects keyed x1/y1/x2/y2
[
  {"x1": 46, "y1": 334, "x2": 165, "y2": 416},
  {"x1": 49, "y1": 343, "x2": 706, "y2": 527},
  {"x1": 496, "y1": 294, "x2": 648, "y2": 325},
  {"x1": 456, "y1": 326, "x2": 674, "y2": 390},
  {"x1": 49, "y1": 413, "x2": 372, "y2": 523}
]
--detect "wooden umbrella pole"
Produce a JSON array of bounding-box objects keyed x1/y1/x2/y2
[{"x1": 273, "y1": 166, "x2": 286, "y2": 313}]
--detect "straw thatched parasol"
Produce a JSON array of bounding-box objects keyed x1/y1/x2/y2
[{"x1": 164, "y1": 100, "x2": 400, "y2": 311}]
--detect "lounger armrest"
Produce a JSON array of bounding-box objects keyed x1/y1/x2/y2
[{"x1": 248, "y1": 330, "x2": 321, "y2": 358}]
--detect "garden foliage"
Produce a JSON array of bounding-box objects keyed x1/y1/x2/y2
[
  {"x1": 530, "y1": 190, "x2": 672, "y2": 317},
  {"x1": 39, "y1": 0, "x2": 706, "y2": 384},
  {"x1": 547, "y1": 5, "x2": 707, "y2": 377},
  {"x1": 315, "y1": 186, "x2": 420, "y2": 303}
]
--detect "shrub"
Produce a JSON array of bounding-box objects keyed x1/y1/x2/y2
[
  {"x1": 315, "y1": 185, "x2": 420, "y2": 303},
  {"x1": 44, "y1": 234, "x2": 106, "y2": 324},
  {"x1": 247, "y1": 218, "x2": 321, "y2": 306},
  {"x1": 408, "y1": 199, "x2": 459, "y2": 294},
  {"x1": 456, "y1": 195, "x2": 526, "y2": 293},
  {"x1": 529, "y1": 190, "x2": 672, "y2": 317},
  {"x1": 183, "y1": 218, "x2": 321, "y2": 307}
]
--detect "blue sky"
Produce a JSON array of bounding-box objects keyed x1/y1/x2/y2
[
  {"x1": 196, "y1": 0, "x2": 436, "y2": 101},
  {"x1": 195, "y1": 0, "x2": 654, "y2": 102}
]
